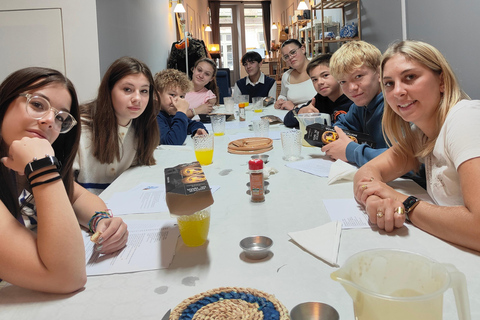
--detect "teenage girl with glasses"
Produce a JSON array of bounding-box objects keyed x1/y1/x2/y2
[
  {"x1": 274, "y1": 39, "x2": 316, "y2": 111},
  {"x1": 0, "y1": 67, "x2": 128, "y2": 293},
  {"x1": 74, "y1": 57, "x2": 160, "y2": 195}
]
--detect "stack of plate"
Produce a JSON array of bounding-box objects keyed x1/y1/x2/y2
[{"x1": 228, "y1": 137, "x2": 273, "y2": 154}]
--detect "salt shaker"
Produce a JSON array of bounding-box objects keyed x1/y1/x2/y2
[{"x1": 248, "y1": 159, "x2": 265, "y2": 202}]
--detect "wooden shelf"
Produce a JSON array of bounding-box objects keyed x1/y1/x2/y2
[{"x1": 310, "y1": 0, "x2": 361, "y2": 54}]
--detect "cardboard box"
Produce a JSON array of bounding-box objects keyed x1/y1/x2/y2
[
  {"x1": 304, "y1": 123, "x2": 376, "y2": 148},
  {"x1": 165, "y1": 161, "x2": 214, "y2": 216}
]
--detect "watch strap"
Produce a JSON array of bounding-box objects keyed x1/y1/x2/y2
[{"x1": 24, "y1": 155, "x2": 61, "y2": 178}]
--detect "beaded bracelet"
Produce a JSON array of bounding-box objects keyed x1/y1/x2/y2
[{"x1": 88, "y1": 210, "x2": 113, "y2": 233}]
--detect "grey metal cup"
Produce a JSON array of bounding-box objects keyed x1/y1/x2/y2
[{"x1": 290, "y1": 302, "x2": 339, "y2": 320}]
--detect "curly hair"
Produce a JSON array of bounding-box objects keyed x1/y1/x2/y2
[{"x1": 154, "y1": 69, "x2": 192, "y2": 94}]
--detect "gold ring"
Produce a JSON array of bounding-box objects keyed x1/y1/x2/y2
[
  {"x1": 377, "y1": 211, "x2": 384, "y2": 218},
  {"x1": 395, "y1": 207, "x2": 405, "y2": 215},
  {"x1": 361, "y1": 184, "x2": 368, "y2": 190}
]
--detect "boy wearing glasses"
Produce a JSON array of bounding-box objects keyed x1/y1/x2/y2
[
  {"x1": 321, "y1": 41, "x2": 388, "y2": 167},
  {"x1": 233, "y1": 51, "x2": 276, "y2": 103},
  {"x1": 283, "y1": 53, "x2": 352, "y2": 128}
]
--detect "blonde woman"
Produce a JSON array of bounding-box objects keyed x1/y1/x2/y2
[{"x1": 354, "y1": 40, "x2": 480, "y2": 251}]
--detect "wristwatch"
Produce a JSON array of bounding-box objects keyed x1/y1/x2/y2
[
  {"x1": 24, "y1": 155, "x2": 61, "y2": 178},
  {"x1": 403, "y1": 196, "x2": 420, "y2": 221}
]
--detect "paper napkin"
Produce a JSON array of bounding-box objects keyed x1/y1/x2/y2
[
  {"x1": 288, "y1": 221, "x2": 342, "y2": 267},
  {"x1": 327, "y1": 159, "x2": 358, "y2": 185}
]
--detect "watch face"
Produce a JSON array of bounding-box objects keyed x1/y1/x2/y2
[{"x1": 404, "y1": 196, "x2": 419, "y2": 213}]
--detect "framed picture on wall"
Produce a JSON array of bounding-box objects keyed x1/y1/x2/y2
[
  {"x1": 186, "y1": 4, "x2": 195, "y2": 36},
  {"x1": 287, "y1": 3, "x2": 294, "y2": 25}
]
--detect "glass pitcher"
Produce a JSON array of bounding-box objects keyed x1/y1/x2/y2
[
  {"x1": 331, "y1": 249, "x2": 470, "y2": 320},
  {"x1": 295, "y1": 113, "x2": 331, "y2": 147}
]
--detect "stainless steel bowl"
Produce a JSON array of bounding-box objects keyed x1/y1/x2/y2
[
  {"x1": 290, "y1": 302, "x2": 339, "y2": 320},
  {"x1": 239, "y1": 236, "x2": 273, "y2": 260}
]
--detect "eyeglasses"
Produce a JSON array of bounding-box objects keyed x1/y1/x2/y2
[
  {"x1": 20, "y1": 93, "x2": 77, "y2": 133},
  {"x1": 282, "y1": 48, "x2": 300, "y2": 61}
]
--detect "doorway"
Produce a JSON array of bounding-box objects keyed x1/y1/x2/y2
[{"x1": 219, "y1": 3, "x2": 266, "y2": 85}]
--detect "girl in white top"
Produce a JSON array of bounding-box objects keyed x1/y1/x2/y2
[
  {"x1": 74, "y1": 57, "x2": 159, "y2": 195},
  {"x1": 275, "y1": 39, "x2": 316, "y2": 111},
  {"x1": 354, "y1": 40, "x2": 480, "y2": 252},
  {"x1": 0, "y1": 67, "x2": 127, "y2": 293},
  {"x1": 184, "y1": 58, "x2": 219, "y2": 118}
]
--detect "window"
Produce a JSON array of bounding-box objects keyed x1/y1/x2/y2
[{"x1": 244, "y1": 7, "x2": 265, "y2": 57}]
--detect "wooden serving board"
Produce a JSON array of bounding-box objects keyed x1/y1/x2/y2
[{"x1": 227, "y1": 137, "x2": 273, "y2": 154}]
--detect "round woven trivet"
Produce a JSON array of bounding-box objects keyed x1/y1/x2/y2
[{"x1": 169, "y1": 287, "x2": 290, "y2": 320}]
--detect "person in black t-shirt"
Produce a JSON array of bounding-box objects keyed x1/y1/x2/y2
[{"x1": 284, "y1": 54, "x2": 352, "y2": 128}]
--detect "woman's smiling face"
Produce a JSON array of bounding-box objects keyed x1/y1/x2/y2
[{"x1": 383, "y1": 53, "x2": 444, "y2": 132}]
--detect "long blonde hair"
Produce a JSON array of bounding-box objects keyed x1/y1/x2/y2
[{"x1": 380, "y1": 40, "x2": 469, "y2": 159}]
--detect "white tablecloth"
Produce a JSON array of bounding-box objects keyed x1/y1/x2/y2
[{"x1": 0, "y1": 108, "x2": 478, "y2": 320}]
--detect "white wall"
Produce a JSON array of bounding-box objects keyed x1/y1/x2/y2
[
  {"x1": 0, "y1": 0, "x2": 101, "y2": 102},
  {"x1": 95, "y1": 0, "x2": 177, "y2": 78}
]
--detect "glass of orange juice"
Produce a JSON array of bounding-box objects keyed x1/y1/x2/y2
[
  {"x1": 193, "y1": 134, "x2": 214, "y2": 165},
  {"x1": 238, "y1": 94, "x2": 249, "y2": 107},
  {"x1": 210, "y1": 114, "x2": 226, "y2": 136},
  {"x1": 176, "y1": 207, "x2": 211, "y2": 247}
]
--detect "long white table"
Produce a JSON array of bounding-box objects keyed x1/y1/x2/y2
[{"x1": 1, "y1": 107, "x2": 479, "y2": 319}]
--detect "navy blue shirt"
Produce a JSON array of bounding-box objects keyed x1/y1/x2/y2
[
  {"x1": 157, "y1": 110, "x2": 207, "y2": 145},
  {"x1": 334, "y1": 92, "x2": 388, "y2": 166},
  {"x1": 236, "y1": 76, "x2": 276, "y2": 102}
]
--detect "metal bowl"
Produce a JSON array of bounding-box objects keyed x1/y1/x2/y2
[
  {"x1": 239, "y1": 236, "x2": 273, "y2": 260},
  {"x1": 251, "y1": 154, "x2": 269, "y2": 164},
  {"x1": 290, "y1": 302, "x2": 339, "y2": 320}
]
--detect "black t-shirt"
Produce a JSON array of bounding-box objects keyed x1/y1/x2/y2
[{"x1": 283, "y1": 93, "x2": 352, "y2": 128}]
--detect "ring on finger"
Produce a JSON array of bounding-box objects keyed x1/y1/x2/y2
[
  {"x1": 394, "y1": 207, "x2": 405, "y2": 215},
  {"x1": 361, "y1": 184, "x2": 368, "y2": 190},
  {"x1": 376, "y1": 210, "x2": 384, "y2": 218}
]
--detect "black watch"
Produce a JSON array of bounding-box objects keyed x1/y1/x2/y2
[
  {"x1": 403, "y1": 196, "x2": 420, "y2": 221},
  {"x1": 24, "y1": 155, "x2": 61, "y2": 178}
]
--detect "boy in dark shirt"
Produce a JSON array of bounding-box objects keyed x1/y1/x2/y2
[
  {"x1": 155, "y1": 69, "x2": 207, "y2": 145},
  {"x1": 284, "y1": 54, "x2": 352, "y2": 128},
  {"x1": 233, "y1": 51, "x2": 276, "y2": 103}
]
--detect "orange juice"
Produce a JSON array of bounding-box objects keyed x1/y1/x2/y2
[
  {"x1": 176, "y1": 209, "x2": 211, "y2": 247},
  {"x1": 194, "y1": 148, "x2": 213, "y2": 165},
  {"x1": 213, "y1": 132, "x2": 224, "y2": 136}
]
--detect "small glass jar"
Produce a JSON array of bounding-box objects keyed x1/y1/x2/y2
[
  {"x1": 239, "y1": 103, "x2": 246, "y2": 121},
  {"x1": 248, "y1": 159, "x2": 265, "y2": 202}
]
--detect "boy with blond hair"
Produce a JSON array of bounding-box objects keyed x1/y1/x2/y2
[
  {"x1": 321, "y1": 41, "x2": 388, "y2": 166},
  {"x1": 155, "y1": 69, "x2": 208, "y2": 145}
]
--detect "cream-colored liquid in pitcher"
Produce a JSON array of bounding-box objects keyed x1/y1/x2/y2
[{"x1": 354, "y1": 291, "x2": 443, "y2": 320}]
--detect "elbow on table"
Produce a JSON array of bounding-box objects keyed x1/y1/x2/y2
[{"x1": 42, "y1": 272, "x2": 87, "y2": 294}]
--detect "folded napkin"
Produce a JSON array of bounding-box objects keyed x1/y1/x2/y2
[
  {"x1": 288, "y1": 221, "x2": 342, "y2": 267},
  {"x1": 263, "y1": 166, "x2": 278, "y2": 179},
  {"x1": 327, "y1": 159, "x2": 358, "y2": 185}
]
